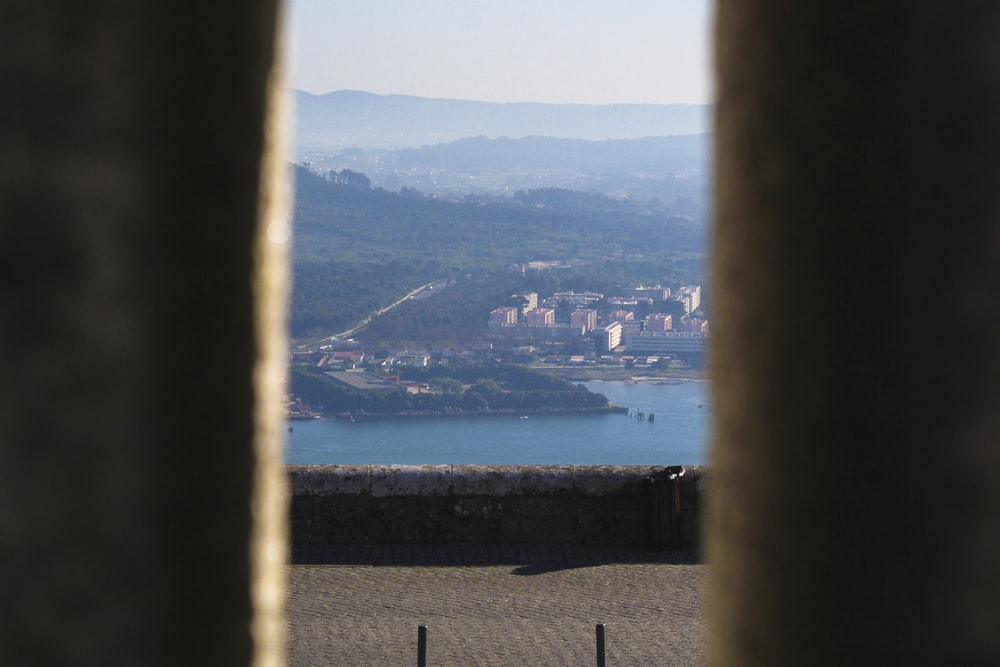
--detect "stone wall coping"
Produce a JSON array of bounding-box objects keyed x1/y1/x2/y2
[{"x1": 288, "y1": 464, "x2": 705, "y2": 497}]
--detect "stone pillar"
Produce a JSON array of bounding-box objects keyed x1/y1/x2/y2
[
  {"x1": 0, "y1": 1, "x2": 286, "y2": 665},
  {"x1": 710, "y1": 2, "x2": 1000, "y2": 664}
]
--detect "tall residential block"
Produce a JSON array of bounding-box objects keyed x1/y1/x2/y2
[
  {"x1": 647, "y1": 313, "x2": 673, "y2": 332},
  {"x1": 570, "y1": 308, "x2": 598, "y2": 332},
  {"x1": 490, "y1": 307, "x2": 518, "y2": 325},
  {"x1": 514, "y1": 292, "x2": 538, "y2": 316},
  {"x1": 526, "y1": 307, "x2": 555, "y2": 327},
  {"x1": 674, "y1": 285, "x2": 701, "y2": 315}
]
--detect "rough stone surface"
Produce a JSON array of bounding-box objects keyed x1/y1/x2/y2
[
  {"x1": 370, "y1": 465, "x2": 453, "y2": 497},
  {"x1": 289, "y1": 465, "x2": 705, "y2": 549},
  {"x1": 450, "y1": 464, "x2": 577, "y2": 495},
  {"x1": 572, "y1": 465, "x2": 658, "y2": 495},
  {"x1": 289, "y1": 464, "x2": 371, "y2": 496}
]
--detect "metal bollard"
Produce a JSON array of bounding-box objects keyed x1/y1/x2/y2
[
  {"x1": 596, "y1": 623, "x2": 607, "y2": 667},
  {"x1": 417, "y1": 625, "x2": 427, "y2": 667}
]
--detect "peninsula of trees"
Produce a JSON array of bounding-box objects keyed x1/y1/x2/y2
[{"x1": 290, "y1": 362, "x2": 617, "y2": 420}]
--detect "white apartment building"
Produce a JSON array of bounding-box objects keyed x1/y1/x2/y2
[
  {"x1": 674, "y1": 285, "x2": 702, "y2": 315},
  {"x1": 594, "y1": 321, "x2": 623, "y2": 352},
  {"x1": 515, "y1": 292, "x2": 538, "y2": 317},
  {"x1": 553, "y1": 291, "x2": 604, "y2": 305},
  {"x1": 633, "y1": 285, "x2": 672, "y2": 301},
  {"x1": 624, "y1": 331, "x2": 708, "y2": 355}
]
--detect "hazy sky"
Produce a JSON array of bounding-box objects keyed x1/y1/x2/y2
[{"x1": 285, "y1": 0, "x2": 712, "y2": 105}]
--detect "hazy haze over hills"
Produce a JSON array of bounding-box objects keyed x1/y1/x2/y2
[
  {"x1": 304, "y1": 134, "x2": 709, "y2": 203},
  {"x1": 293, "y1": 90, "x2": 711, "y2": 202},
  {"x1": 393, "y1": 135, "x2": 707, "y2": 172},
  {"x1": 294, "y1": 89, "x2": 711, "y2": 153}
]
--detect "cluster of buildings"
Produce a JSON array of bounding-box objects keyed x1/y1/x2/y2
[
  {"x1": 308, "y1": 344, "x2": 491, "y2": 372},
  {"x1": 294, "y1": 283, "x2": 709, "y2": 374},
  {"x1": 489, "y1": 285, "x2": 708, "y2": 358}
]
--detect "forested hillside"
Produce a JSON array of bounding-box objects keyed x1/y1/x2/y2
[{"x1": 291, "y1": 165, "x2": 706, "y2": 340}]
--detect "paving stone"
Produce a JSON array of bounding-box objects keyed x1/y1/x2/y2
[{"x1": 286, "y1": 548, "x2": 706, "y2": 666}]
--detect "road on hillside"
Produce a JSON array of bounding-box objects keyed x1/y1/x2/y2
[{"x1": 297, "y1": 279, "x2": 453, "y2": 352}]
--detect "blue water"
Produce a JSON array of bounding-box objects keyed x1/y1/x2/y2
[{"x1": 285, "y1": 380, "x2": 710, "y2": 466}]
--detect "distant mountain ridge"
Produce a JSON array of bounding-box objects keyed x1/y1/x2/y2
[
  {"x1": 294, "y1": 89, "x2": 711, "y2": 152},
  {"x1": 392, "y1": 134, "x2": 708, "y2": 172},
  {"x1": 303, "y1": 134, "x2": 709, "y2": 203}
]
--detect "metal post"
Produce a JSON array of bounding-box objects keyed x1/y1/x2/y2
[
  {"x1": 417, "y1": 625, "x2": 427, "y2": 667},
  {"x1": 596, "y1": 623, "x2": 607, "y2": 667}
]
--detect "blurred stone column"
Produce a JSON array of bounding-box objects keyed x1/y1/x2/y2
[
  {"x1": 710, "y1": 2, "x2": 1000, "y2": 664},
  {"x1": 0, "y1": 1, "x2": 286, "y2": 665}
]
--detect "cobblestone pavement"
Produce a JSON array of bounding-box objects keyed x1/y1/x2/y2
[{"x1": 286, "y1": 544, "x2": 706, "y2": 666}]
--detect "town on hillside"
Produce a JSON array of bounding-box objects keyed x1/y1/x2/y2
[
  {"x1": 488, "y1": 284, "x2": 707, "y2": 361},
  {"x1": 287, "y1": 282, "x2": 706, "y2": 418}
]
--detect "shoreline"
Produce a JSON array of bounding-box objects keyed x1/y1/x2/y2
[
  {"x1": 536, "y1": 366, "x2": 708, "y2": 383},
  {"x1": 334, "y1": 404, "x2": 629, "y2": 422},
  {"x1": 586, "y1": 376, "x2": 695, "y2": 385}
]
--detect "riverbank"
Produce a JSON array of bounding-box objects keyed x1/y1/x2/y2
[
  {"x1": 334, "y1": 404, "x2": 629, "y2": 422},
  {"x1": 534, "y1": 365, "x2": 708, "y2": 383}
]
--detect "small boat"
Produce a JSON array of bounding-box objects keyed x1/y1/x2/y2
[{"x1": 520, "y1": 415, "x2": 529, "y2": 419}]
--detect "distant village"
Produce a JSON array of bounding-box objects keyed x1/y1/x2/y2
[
  {"x1": 288, "y1": 283, "x2": 707, "y2": 418},
  {"x1": 488, "y1": 283, "x2": 707, "y2": 357},
  {"x1": 295, "y1": 283, "x2": 707, "y2": 372}
]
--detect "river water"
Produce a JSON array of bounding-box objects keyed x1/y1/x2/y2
[{"x1": 285, "y1": 380, "x2": 711, "y2": 466}]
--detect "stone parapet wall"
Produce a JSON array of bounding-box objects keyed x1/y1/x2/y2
[{"x1": 288, "y1": 465, "x2": 706, "y2": 548}]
